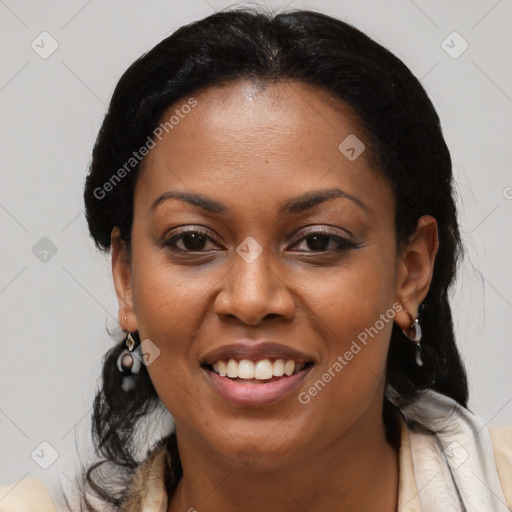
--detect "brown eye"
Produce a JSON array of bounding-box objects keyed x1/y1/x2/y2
[
  {"x1": 290, "y1": 228, "x2": 358, "y2": 252},
  {"x1": 177, "y1": 232, "x2": 208, "y2": 251},
  {"x1": 302, "y1": 234, "x2": 336, "y2": 251},
  {"x1": 163, "y1": 229, "x2": 218, "y2": 252}
]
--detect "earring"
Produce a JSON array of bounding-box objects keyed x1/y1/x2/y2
[
  {"x1": 117, "y1": 331, "x2": 142, "y2": 391},
  {"x1": 401, "y1": 307, "x2": 423, "y2": 367}
]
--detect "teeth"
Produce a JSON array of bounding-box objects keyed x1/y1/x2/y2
[
  {"x1": 226, "y1": 359, "x2": 238, "y2": 378},
  {"x1": 238, "y1": 359, "x2": 255, "y2": 379},
  {"x1": 254, "y1": 359, "x2": 273, "y2": 380},
  {"x1": 284, "y1": 360, "x2": 295, "y2": 376},
  {"x1": 212, "y1": 358, "x2": 307, "y2": 379},
  {"x1": 273, "y1": 359, "x2": 285, "y2": 376},
  {"x1": 218, "y1": 360, "x2": 227, "y2": 377}
]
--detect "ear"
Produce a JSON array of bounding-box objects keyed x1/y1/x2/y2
[
  {"x1": 394, "y1": 215, "x2": 439, "y2": 330},
  {"x1": 111, "y1": 227, "x2": 138, "y2": 332}
]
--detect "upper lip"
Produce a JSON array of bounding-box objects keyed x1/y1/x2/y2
[{"x1": 200, "y1": 341, "x2": 316, "y2": 366}]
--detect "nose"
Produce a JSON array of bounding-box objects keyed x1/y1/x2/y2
[{"x1": 213, "y1": 247, "x2": 296, "y2": 325}]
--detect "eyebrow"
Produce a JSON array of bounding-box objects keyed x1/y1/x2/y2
[{"x1": 148, "y1": 188, "x2": 367, "y2": 216}]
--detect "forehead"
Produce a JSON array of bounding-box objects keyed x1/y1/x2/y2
[{"x1": 135, "y1": 80, "x2": 393, "y2": 222}]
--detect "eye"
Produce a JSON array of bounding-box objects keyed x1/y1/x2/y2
[
  {"x1": 161, "y1": 226, "x2": 358, "y2": 254},
  {"x1": 290, "y1": 228, "x2": 358, "y2": 252},
  {"x1": 163, "y1": 228, "x2": 220, "y2": 252}
]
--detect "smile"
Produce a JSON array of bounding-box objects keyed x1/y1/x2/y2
[{"x1": 201, "y1": 357, "x2": 314, "y2": 407}]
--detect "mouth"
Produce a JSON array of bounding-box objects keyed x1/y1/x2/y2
[
  {"x1": 201, "y1": 358, "x2": 314, "y2": 407},
  {"x1": 202, "y1": 358, "x2": 315, "y2": 381}
]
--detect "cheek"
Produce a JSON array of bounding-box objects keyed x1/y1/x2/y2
[
  {"x1": 307, "y1": 244, "x2": 397, "y2": 336},
  {"x1": 301, "y1": 248, "x2": 397, "y2": 400},
  {"x1": 128, "y1": 251, "x2": 215, "y2": 422},
  {"x1": 128, "y1": 242, "x2": 220, "y2": 389},
  {"x1": 130, "y1": 238, "x2": 217, "y2": 336}
]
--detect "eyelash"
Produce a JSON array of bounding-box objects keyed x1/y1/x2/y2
[{"x1": 162, "y1": 226, "x2": 359, "y2": 254}]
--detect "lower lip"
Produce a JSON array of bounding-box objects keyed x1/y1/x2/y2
[{"x1": 203, "y1": 366, "x2": 313, "y2": 407}]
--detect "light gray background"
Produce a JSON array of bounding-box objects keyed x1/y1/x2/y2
[{"x1": 1, "y1": 0, "x2": 511, "y2": 491}]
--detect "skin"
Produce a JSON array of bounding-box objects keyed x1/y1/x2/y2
[{"x1": 111, "y1": 80, "x2": 438, "y2": 512}]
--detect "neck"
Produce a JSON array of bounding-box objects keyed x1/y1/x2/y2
[{"x1": 167, "y1": 406, "x2": 400, "y2": 512}]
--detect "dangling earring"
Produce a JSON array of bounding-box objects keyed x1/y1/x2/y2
[
  {"x1": 401, "y1": 306, "x2": 423, "y2": 367},
  {"x1": 117, "y1": 330, "x2": 142, "y2": 391}
]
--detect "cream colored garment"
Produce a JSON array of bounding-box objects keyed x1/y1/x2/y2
[
  {"x1": 393, "y1": 389, "x2": 512, "y2": 512},
  {"x1": 397, "y1": 415, "x2": 512, "y2": 511},
  {"x1": 1, "y1": 403, "x2": 511, "y2": 511},
  {"x1": 0, "y1": 477, "x2": 57, "y2": 512}
]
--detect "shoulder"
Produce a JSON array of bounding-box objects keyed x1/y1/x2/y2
[
  {"x1": 0, "y1": 477, "x2": 57, "y2": 512},
  {"x1": 489, "y1": 424, "x2": 512, "y2": 508},
  {"x1": 489, "y1": 425, "x2": 512, "y2": 476},
  {"x1": 489, "y1": 423, "x2": 512, "y2": 451}
]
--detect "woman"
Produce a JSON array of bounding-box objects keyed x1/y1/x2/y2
[{"x1": 1, "y1": 6, "x2": 511, "y2": 512}]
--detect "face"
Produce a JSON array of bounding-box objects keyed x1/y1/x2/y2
[{"x1": 112, "y1": 80, "x2": 437, "y2": 471}]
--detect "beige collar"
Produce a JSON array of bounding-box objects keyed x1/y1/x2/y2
[
  {"x1": 397, "y1": 413, "x2": 422, "y2": 511},
  {"x1": 119, "y1": 444, "x2": 170, "y2": 512}
]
